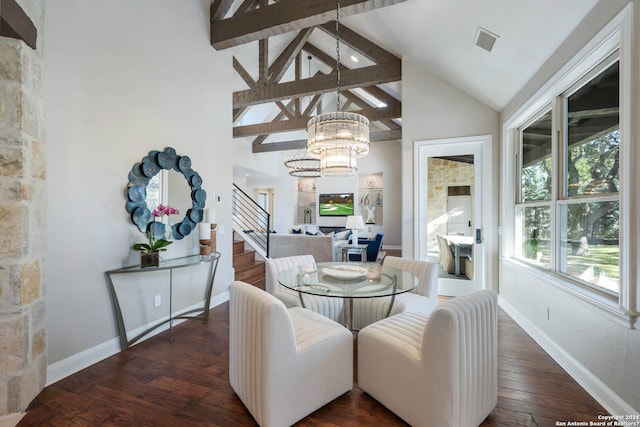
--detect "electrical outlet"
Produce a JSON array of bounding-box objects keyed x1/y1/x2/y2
[{"x1": 154, "y1": 295, "x2": 161, "y2": 307}]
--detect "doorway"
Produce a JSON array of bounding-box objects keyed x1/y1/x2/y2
[
  {"x1": 446, "y1": 186, "x2": 472, "y2": 235},
  {"x1": 415, "y1": 135, "x2": 492, "y2": 296},
  {"x1": 256, "y1": 189, "x2": 273, "y2": 231}
]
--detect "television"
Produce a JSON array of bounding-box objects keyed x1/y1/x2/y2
[{"x1": 318, "y1": 193, "x2": 355, "y2": 216}]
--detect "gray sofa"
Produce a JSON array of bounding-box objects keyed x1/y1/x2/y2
[{"x1": 269, "y1": 233, "x2": 347, "y2": 262}]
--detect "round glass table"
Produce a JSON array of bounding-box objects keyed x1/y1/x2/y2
[{"x1": 277, "y1": 262, "x2": 418, "y2": 330}]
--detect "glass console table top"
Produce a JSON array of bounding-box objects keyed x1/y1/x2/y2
[
  {"x1": 277, "y1": 262, "x2": 418, "y2": 299},
  {"x1": 106, "y1": 253, "x2": 220, "y2": 275}
]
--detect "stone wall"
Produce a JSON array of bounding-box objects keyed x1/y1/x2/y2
[
  {"x1": 0, "y1": 0, "x2": 46, "y2": 417},
  {"x1": 427, "y1": 158, "x2": 474, "y2": 252}
]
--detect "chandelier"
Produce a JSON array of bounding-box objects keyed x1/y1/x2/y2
[
  {"x1": 306, "y1": 0, "x2": 369, "y2": 177},
  {"x1": 284, "y1": 150, "x2": 321, "y2": 177}
]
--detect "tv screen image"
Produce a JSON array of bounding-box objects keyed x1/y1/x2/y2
[{"x1": 318, "y1": 193, "x2": 354, "y2": 216}]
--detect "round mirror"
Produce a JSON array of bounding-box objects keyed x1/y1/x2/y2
[{"x1": 125, "y1": 147, "x2": 206, "y2": 240}]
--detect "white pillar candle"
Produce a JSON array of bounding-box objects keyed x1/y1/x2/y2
[
  {"x1": 207, "y1": 208, "x2": 217, "y2": 224},
  {"x1": 199, "y1": 222, "x2": 211, "y2": 239}
]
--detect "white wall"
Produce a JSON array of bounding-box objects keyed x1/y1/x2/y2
[
  {"x1": 43, "y1": 0, "x2": 233, "y2": 370},
  {"x1": 401, "y1": 58, "x2": 500, "y2": 281},
  {"x1": 356, "y1": 141, "x2": 402, "y2": 246},
  {"x1": 235, "y1": 141, "x2": 403, "y2": 245},
  {"x1": 499, "y1": 0, "x2": 640, "y2": 413}
]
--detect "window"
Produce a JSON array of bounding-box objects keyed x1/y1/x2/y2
[
  {"x1": 516, "y1": 54, "x2": 620, "y2": 296},
  {"x1": 519, "y1": 109, "x2": 553, "y2": 266}
]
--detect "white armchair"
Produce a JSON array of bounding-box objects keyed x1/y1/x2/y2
[
  {"x1": 358, "y1": 289, "x2": 498, "y2": 427},
  {"x1": 351, "y1": 256, "x2": 438, "y2": 331},
  {"x1": 265, "y1": 255, "x2": 344, "y2": 322},
  {"x1": 229, "y1": 281, "x2": 353, "y2": 427}
]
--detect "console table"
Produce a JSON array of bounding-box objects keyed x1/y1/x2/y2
[{"x1": 105, "y1": 253, "x2": 220, "y2": 350}]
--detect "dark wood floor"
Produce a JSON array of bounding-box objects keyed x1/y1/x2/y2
[{"x1": 19, "y1": 301, "x2": 607, "y2": 427}]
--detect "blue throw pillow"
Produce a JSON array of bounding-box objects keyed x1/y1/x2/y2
[
  {"x1": 292, "y1": 228, "x2": 302, "y2": 234},
  {"x1": 306, "y1": 231, "x2": 317, "y2": 236}
]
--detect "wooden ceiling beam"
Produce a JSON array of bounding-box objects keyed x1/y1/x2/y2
[
  {"x1": 303, "y1": 42, "x2": 401, "y2": 109},
  {"x1": 249, "y1": 94, "x2": 323, "y2": 146},
  {"x1": 317, "y1": 22, "x2": 399, "y2": 64},
  {"x1": 303, "y1": 94, "x2": 323, "y2": 117},
  {"x1": 294, "y1": 53, "x2": 302, "y2": 116},
  {"x1": 258, "y1": 38, "x2": 268, "y2": 84},
  {"x1": 370, "y1": 129, "x2": 401, "y2": 141},
  {"x1": 209, "y1": 0, "x2": 236, "y2": 22},
  {"x1": 233, "y1": 0, "x2": 259, "y2": 16},
  {"x1": 275, "y1": 101, "x2": 296, "y2": 121},
  {"x1": 235, "y1": 104, "x2": 401, "y2": 137},
  {"x1": 252, "y1": 129, "x2": 401, "y2": 153},
  {"x1": 0, "y1": 0, "x2": 37, "y2": 49},
  {"x1": 268, "y1": 28, "x2": 313, "y2": 84},
  {"x1": 251, "y1": 98, "x2": 298, "y2": 147},
  {"x1": 253, "y1": 139, "x2": 307, "y2": 153},
  {"x1": 342, "y1": 91, "x2": 401, "y2": 130},
  {"x1": 234, "y1": 61, "x2": 401, "y2": 108},
  {"x1": 233, "y1": 57, "x2": 255, "y2": 88},
  {"x1": 249, "y1": 72, "x2": 323, "y2": 146},
  {"x1": 210, "y1": 0, "x2": 408, "y2": 50}
]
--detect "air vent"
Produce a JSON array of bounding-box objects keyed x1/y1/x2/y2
[{"x1": 474, "y1": 27, "x2": 500, "y2": 52}]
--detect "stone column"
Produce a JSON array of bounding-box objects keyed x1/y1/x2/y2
[{"x1": 0, "y1": 33, "x2": 46, "y2": 416}]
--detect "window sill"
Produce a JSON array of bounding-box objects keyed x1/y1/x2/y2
[{"x1": 503, "y1": 257, "x2": 637, "y2": 329}]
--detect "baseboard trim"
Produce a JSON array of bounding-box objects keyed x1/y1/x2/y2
[
  {"x1": 498, "y1": 296, "x2": 637, "y2": 416},
  {"x1": 46, "y1": 291, "x2": 230, "y2": 386}
]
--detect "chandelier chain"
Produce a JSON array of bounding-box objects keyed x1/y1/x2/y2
[{"x1": 336, "y1": 0, "x2": 341, "y2": 112}]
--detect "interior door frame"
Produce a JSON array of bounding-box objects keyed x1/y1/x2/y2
[{"x1": 414, "y1": 135, "x2": 493, "y2": 294}]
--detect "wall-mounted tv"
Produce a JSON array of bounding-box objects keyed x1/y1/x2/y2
[{"x1": 319, "y1": 193, "x2": 355, "y2": 216}]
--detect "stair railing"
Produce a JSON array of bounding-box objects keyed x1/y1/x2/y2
[{"x1": 232, "y1": 183, "x2": 270, "y2": 257}]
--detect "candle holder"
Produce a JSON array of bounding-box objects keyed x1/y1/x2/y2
[
  {"x1": 199, "y1": 239, "x2": 212, "y2": 256},
  {"x1": 210, "y1": 223, "x2": 217, "y2": 252}
]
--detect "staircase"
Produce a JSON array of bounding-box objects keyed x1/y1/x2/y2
[{"x1": 233, "y1": 233, "x2": 266, "y2": 290}]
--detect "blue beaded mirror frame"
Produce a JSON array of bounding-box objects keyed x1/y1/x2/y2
[{"x1": 126, "y1": 147, "x2": 206, "y2": 240}]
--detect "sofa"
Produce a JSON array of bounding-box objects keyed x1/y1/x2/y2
[
  {"x1": 269, "y1": 234, "x2": 334, "y2": 262},
  {"x1": 269, "y1": 225, "x2": 351, "y2": 262}
]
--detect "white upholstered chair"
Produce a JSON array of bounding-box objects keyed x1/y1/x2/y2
[
  {"x1": 265, "y1": 254, "x2": 344, "y2": 322},
  {"x1": 358, "y1": 289, "x2": 498, "y2": 427},
  {"x1": 437, "y1": 234, "x2": 456, "y2": 274},
  {"x1": 229, "y1": 281, "x2": 353, "y2": 427},
  {"x1": 351, "y1": 256, "x2": 439, "y2": 331}
]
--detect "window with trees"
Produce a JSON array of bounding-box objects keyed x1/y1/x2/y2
[{"x1": 516, "y1": 54, "x2": 620, "y2": 296}]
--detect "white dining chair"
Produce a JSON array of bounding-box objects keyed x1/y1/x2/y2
[
  {"x1": 265, "y1": 254, "x2": 344, "y2": 322},
  {"x1": 229, "y1": 281, "x2": 353, "y2": 427},
  {"x1": 358, "y1": 289, "x2": 498, "y2": 427},
  {"x1": 351, "y1": 256, "x2": 439, "y2": 331}
]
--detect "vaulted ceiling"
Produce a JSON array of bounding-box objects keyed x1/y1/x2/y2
[{"x1": 210, "y1": 0, "x2": 601, "y2": 154}]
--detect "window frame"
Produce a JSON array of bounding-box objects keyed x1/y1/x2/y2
[
  {"x1": 516, "y1": 105, "x2": 555, "y2": 265},
  {"x1": 501, "y1": 5, "x2": 636, "y2": 327}
]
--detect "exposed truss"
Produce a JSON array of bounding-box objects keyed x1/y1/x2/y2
[
  {"x1": 211, "y1": 0, "x2": 403, "y2": 153},
  {"x1": 210, "y1": 0, "x2": 409, "y2": 49}
]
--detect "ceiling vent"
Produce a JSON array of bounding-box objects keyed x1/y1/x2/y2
[{"x1": 474, "y1": 27, "x2": 499, "y2": 52}]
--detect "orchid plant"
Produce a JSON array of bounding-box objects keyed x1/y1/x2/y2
[{"x1": 132, "y1": 204, "x2": 180, "y2": 253}]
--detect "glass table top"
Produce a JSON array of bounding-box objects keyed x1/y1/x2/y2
[
  {"x1": 106, "y1": 253, "x2": 220, "y2": 274},
  {"x1": 277, "y1": 262, "x2": 418, "y2": 299}
]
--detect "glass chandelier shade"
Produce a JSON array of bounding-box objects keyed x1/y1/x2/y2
[
  {"x1": 283, "y1": 151, "x2": 321, "y2": 177},
  {"x1": 307, "y1": 112, "x2": 370, "y2": 176},
  {"x1": 318, "y1": 146, "x2": 357, "y2": 177}
]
